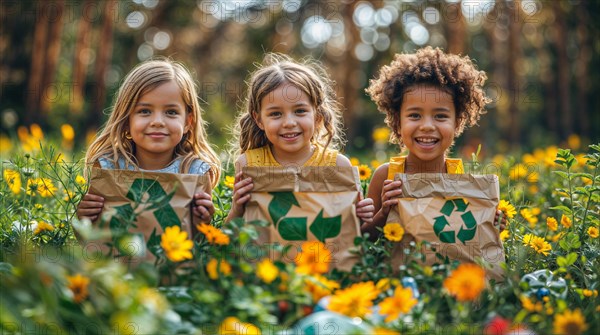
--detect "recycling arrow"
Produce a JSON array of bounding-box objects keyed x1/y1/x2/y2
[
  {"x1": 267, "y1": 192, "x2": 342, "y2": 242},
  {"x1": 433, "y1": 198, "x2": 477, "y2": 244}
]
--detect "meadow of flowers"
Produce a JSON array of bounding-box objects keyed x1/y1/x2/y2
[{"x1": 0, "y1": 126, "x2": 598, "y2": 335}]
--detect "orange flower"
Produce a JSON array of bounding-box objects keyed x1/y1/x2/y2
[
  {"x1": 378, "y1": 285, "x2": 418, "y2": 322},
  {"x1": 327, "y1": 281, "x2": 379, "y2": 318},
  {"x1": 443, "y1": 263, "x2": 486, "y2": 302},
  {"x1": 197, "y1": 223, "x2": 230, "y2": 245},
  {"x1": 560, "y1": 215, "x2": 572, "y2": 228},
  {"x1": 160, "y1": 226, "x2": 194, "y2": 262},
  {"x1": 67, "y1": 274, "x2": 90, "y2": 303},
  {"x1": 295, "y1": 241, "x2": 331, "y2": 275}
]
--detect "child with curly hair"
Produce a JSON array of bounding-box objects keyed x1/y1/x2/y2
[{"x1": 362, "y1": 46, "x2": 504, "y2": 238}]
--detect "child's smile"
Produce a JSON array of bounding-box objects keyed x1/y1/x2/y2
[
  {"x1": 400, "y1": 85, "x2": 457, "y2": 172},
  {"x1": 128, "y1": 80, "x2": 190, "y2": 169},
  {"x1": 257, "y1": 83, "x2": 316, "y2": 165}
]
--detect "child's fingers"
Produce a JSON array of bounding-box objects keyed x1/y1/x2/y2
[
  {"x1": 234, "y1": 171, "x2": 246, "y2": 183},
  {"x1": 82, "y1": 193, "x2": 104, "y2": 202},
  {"x1": 78, "y1": 200, "x2": 104, "y2": 210}
]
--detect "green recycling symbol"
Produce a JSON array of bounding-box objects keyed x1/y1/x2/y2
[
  {"x1": 109, "y1": 178, "x2": 180, "y2": 234},
  {"x1": 267, "y1": 192, "x2": 342, "y2": 242},
  {"x1": 433, "y1": 198, "x2": 477, "y2": 244}
]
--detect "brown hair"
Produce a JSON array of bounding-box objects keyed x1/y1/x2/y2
[
  {"x1": 366, "y1": 46, "x2": 491, "y2": 150},
  {"x1": 85, "y1": 58, "x2": 221, "y2": 187},
  {"x1": 232, "y1": 53, "x2": 344, "y2": 157}
]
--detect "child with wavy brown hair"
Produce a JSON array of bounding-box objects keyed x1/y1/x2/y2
[
  {"x1": 362, "y1": 46, "x2": 504, "y2": 237},
  {"x1": 226, "y1": 53, "x2": 374, "y2": 223},
  {"x1": 77, "y1": 58, "x2": 221, "y2": 223}
]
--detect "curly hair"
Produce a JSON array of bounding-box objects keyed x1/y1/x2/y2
[
  {"x1": 366, "y1": 46, "x2": 490, "y2": 149},
  {"x1": 231, "y1": 53, "x2": 344, "y2": 158}
]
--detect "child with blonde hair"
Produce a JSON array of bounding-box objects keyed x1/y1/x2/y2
[
  {"x1": 363, "y1": 46, "x2": 505, "y2": 237},
  {"x1": 226, "y1": 53, "x2": 374, "y2": 223},
  {"x1": 77, "y1": 59, "x2": 220, "y2": 223}
]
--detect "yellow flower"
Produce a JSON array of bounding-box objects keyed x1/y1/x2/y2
[
  {"x1": 219, "y1": 317, "x2": 261, "y2": 335},
  {"x1": 304, "y1": 275, "x2": 340, "y2": 303},
  {"x1": 75, "y1": 175, "x2": 86, "y2": 186},
  {"x1": 64, "y1": 190, "x2": 76, "y2": 202},
  {"x1": 38, "y1": 178, "x2": 57, "y2": 197},
  {"x1": 587, "y1": 227, "x2": 599, "y2": 238},
  {"x1": 206, "y1": 258, "x2": 232, "y2": 280},
  {"x1": 350, "y1": 157, "x2": 360, "y2": 166},
  {"x1": 383, "y1": 223, "x2": 404, "y2": 242},
  {"x1": 375, "y1": 278, "x2": 400, "y2": 291},
  {"x1": 197, "y1": 223, "x2": 230, "y2": 245},
  {"x1": 3, "y1": 169, "x2": 21, "y2": 195},
  {"x1": 522, "y1": 233, "x2": 535, "y2": 245},
  {"x1": 224, "y1": 176, "x2": 235, "y2": 189},
  {"x1": 443, "y1": 263, "x2": 486, "y2": 302},
  {"x1": 67, "y1": 274, "x2": 90, "y2": 303},
  {"x1": 372, "y1": 127, "x2": 391, "y2": 143},
  {"x1": 358, "y1": 164, "x2": 372, "y2": 181},
  {"x1": 160, "y1": 226, "x2": 193, "y2": 262},
  {"x1": 497, "y1": 200, "x2": 516, "y2": 219},
  {"x1": 0, "y1": 134, "x2": 12, "y2": 153},
  {"x1": 528, "y1": 235, "x2": 552, "y2": 256},
  {"x1": 30, "y1": 123, "x2": 44, "y2": 140},
  {"x1": 553, "y1": 309, "x2": 588, "y2": 335},
  {"x1": 34, "y1": 221, "x2": 55, "y2": 235},
  {"x1": 567, "y1": 134, "x2": 581, "y2": 150},
  {"x1": 560, "y1": 215, "x2": 572, "y2": 228},
  {"x1": 526, "y1": 171, "x2": 539, "y2": 183},
  {"x1": 551, "y1": 232, "x2": 566, "y2": 243},
  {"x1": 544, "y1": 146, "x2": 559, "y2": 167},
  {"x1": 327, "y1": 281, "x2": 379, "y2": 318},
  {"x1": 547, "y1": 217, "x2": 558, "y2": 231},
  {"x1": 520, "y1": 208, "x2": 538, "y2": 226},
  {"x1": 256, "y1": 259, "x2": 278, "y2": 284},
  {"x1": 582, "y1": 289, "x2": 594, "y2": 297},
  {"x1": 509, "y1": 163, "x2": 528, "y2": 180},
  {"x1": 61, "y1": 124, "x2": 75, "y2": 141},
  {"x1": 575, "y1": 153, "x2": 587, "y2": 167},
  {"x1": 378, "y1": 285, "x2": 418, "y2": 322},
  {"x1": 520, "y1": 295, "x2": 542, "y2": 312},
  {"x1": 295, "y1": 241, "x2": 331, "y2": 275},
  {"x1": 499, "y1": 230, "x2": 510, "y2": 241}
]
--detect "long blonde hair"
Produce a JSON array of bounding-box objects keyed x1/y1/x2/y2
[
  {"x1": 232, "y1": 53, "x2": 344, "y2": 157},
  {"x1": 85, "y1": 58, "x2": 221, "y2": 187}
]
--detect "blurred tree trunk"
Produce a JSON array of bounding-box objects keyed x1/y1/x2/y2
[
  {"x1": 482, "y1": 3, "x2": 507, "y2": 145},
  {"x1": 444, "y1": 0, "x2": 467, "y2": 55},
  {"x1": 575, "y1": 1, "x2": 590, "y2": 139},
  {"x1": 335, "y1": 1, "x2": 360, "y2": 143},
  {"x1": 506, "y1": 0, "x2": 522, "y2": 147},
  {"x1": 26, "y1": 0, "x2": 65, "y2": 126},
  {"x1": 70, "y1": 0, "x2": 94, "y2": 116},
  {"x1": 552, "y1": 1, "x2": 571, "y2": 140},
  {"x1": 91, "y1": 0, "x2": 116, "y2": 129}
]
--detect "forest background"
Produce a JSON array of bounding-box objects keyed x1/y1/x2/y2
[{"x1": 1, "y1": 0, "x2": 599, "y2": 159}]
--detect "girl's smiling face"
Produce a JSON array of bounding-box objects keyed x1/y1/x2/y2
[
  {"x1": 128, "y1": 80, "x2": 190, "y2": 169},
  {"x1": 255, "y1": 82, "x2": 316, "y2": 165},
  {"x1": 399, "y1": 85, "x2": 458, "y2": 172}
]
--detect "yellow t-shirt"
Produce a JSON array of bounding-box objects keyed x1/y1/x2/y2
[
  {"x1": 246, "y1": 145, "x2": 338, "y2": 167},
  {"x1": 387, "y1": 156, "x2": 464, "y2": 179}
]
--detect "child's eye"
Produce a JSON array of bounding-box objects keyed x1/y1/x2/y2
[
  {"x1": 138, "y1": 109, "x2": 151, "y2": 115},
  {"x1": 268, "y1": 111, "x2": 281, "y2": 117},
  {"x1": 407, "y1": 113, "x2": 420, "y2": 119},
  {"x1": 166, "y1": 109, "x2": 179, "y2": 116},
  {"x1": 435, "y1": 113, "x2": 450, "y2": 120},
  {"x1": 295, "y1": 109, "x2": 307, "y2": 115}
]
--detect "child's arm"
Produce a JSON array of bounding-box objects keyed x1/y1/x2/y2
[
  {"x1": 336, "y1": 155, "x2": 375, "y2": 224},
  {"x1": 361, "y1": 164, "x2": 403, "y2": 238},
  {"x1": 76, "y1": 193, "x2": 104, "y2": 222},
  {"x1": 225, "y1": 154, "x2": 253, "y2": 222}
]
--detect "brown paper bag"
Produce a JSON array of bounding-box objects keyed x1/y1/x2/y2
[
  {"x1": 387, "y1": 173, "x2": 505, "y2": 281},
  {"x1": 243, "y1": 166, "x2": 362, "y2": 272},
  {"x1": 84, "y1": 167, "x2": 210, "y2": 263}
]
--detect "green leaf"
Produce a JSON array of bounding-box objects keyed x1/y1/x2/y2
[
  {"x1": 549, "y1": 206, "x2": 573, "y2": 215},
  {"x1": 278, "y1": 217, "x2": 307, "y2": 241},
  {"x1": 309, "y1": 209, "x2": 342, "y2": 242}
]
